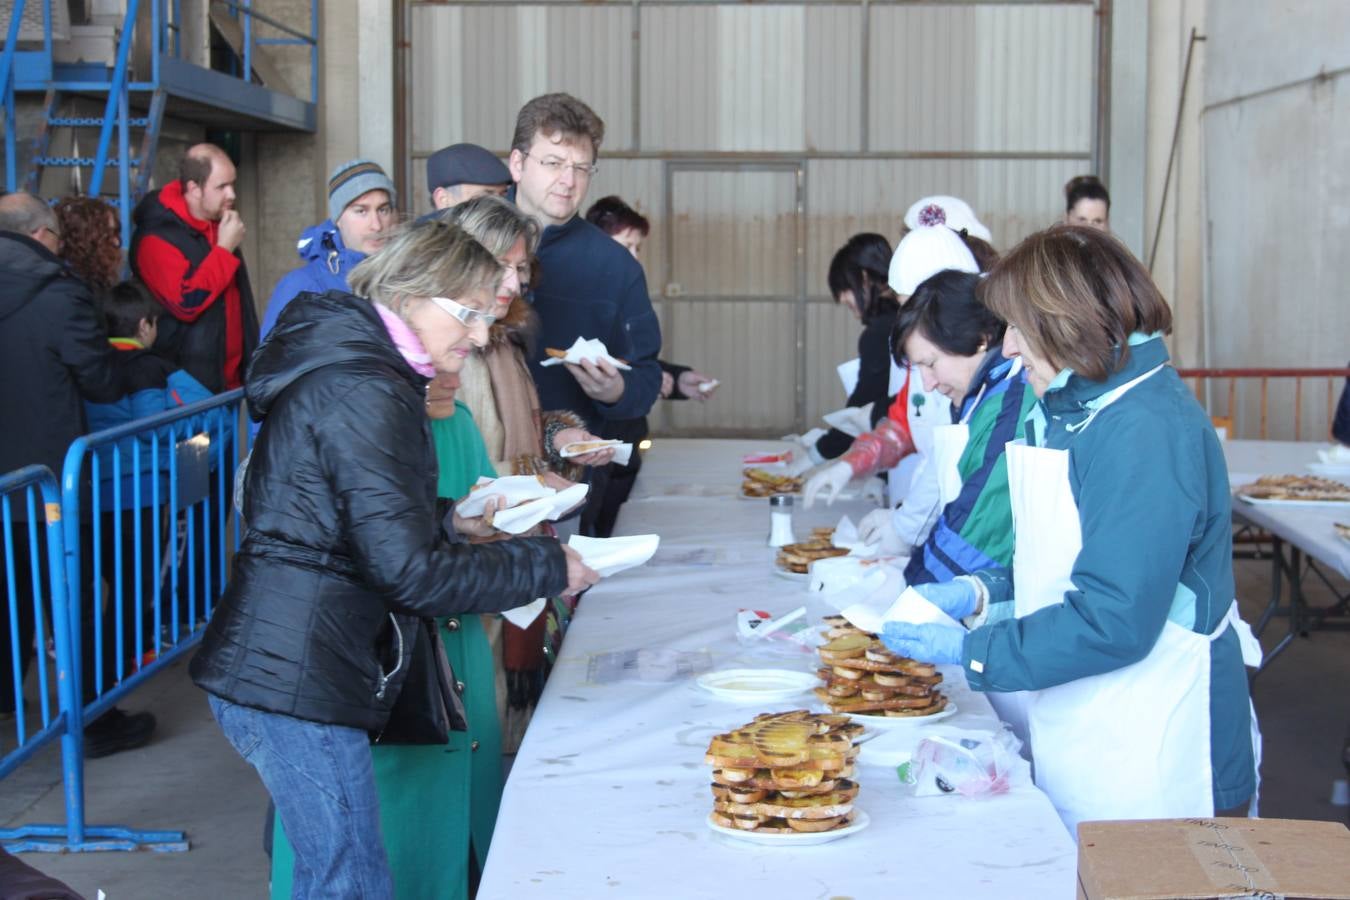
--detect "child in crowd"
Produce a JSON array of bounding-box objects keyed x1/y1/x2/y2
[{"x1": 84, "y1": 280, "x2": 214, "y2": 686}]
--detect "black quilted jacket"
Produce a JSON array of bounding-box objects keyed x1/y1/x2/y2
[{"x1": 189, "y1": 290, "x2": 567, "y2": 730}]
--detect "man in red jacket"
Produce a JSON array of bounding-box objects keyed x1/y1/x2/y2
[{"x1": 131, "y1": 143, "x2": 258, "y2": 393}]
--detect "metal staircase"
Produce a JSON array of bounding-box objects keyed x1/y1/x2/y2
[{"x1": 2, "y1": 0, "x2": 317, "y2": 244}]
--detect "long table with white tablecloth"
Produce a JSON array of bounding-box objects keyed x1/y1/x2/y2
[
  {"x1": 477, "y1": 439, "x2": 1076, "y2": 900},
  {"x1": 1224, "y1": 440, "x2": 1350, "y2": 668}
]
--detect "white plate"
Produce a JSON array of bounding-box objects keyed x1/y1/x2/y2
[
  {"x1": 707, "y1": 809, "x2": 871, "y2": 846},
  {"x1": 826, "y1": 701, "x2": 958, "y2": 731},
  {"x1": 696, "y1": 668, "x2": 817, "y2": 702},
  {"x1": 1237, "y1": 494, "x2": 1350, "y2": 509},
  {"x1": 772, "y1": 565, "x2": 810, "y2": 583},
  {"x1": 1308, "y1": 462, "x2": 1350, "y2": 479}
]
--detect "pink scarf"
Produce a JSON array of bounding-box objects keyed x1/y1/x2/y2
[{"x1": 374, "y1": 302, "x2": 436, "y2": 377}]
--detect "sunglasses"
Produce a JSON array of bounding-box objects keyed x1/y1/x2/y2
[{"x1": 429, "y1": 296, "x2": 496, "y2": 327}]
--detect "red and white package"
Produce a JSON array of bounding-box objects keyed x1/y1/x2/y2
[{"x1": 741, "y1": 449, "x2": 794, "y2": 466}]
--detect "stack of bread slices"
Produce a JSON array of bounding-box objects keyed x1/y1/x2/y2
[
  {"x1": 813, "y1": 617, "x2": 947, "y2": 718},
  {"x1": 705, "y1": 710, "x2": 862, "y2": 834}
]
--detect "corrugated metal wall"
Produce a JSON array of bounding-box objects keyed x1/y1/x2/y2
[{"x1": 405, "y1": 0, "x2": 1101, "y2": 436}]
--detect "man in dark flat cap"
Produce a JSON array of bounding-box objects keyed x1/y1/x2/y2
[{"x1": 427, "y1": 143, "x2": 512, "y2": 211}]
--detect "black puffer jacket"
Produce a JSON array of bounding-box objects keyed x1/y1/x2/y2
[{"x1": 190, "y1": 290, "x2": 568, "y2": 730}]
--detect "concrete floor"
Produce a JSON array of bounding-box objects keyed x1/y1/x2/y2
[{"x1": 2, "y1": 555, "x2": 1347, "y2": 898}]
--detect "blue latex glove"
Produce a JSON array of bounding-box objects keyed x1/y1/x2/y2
[
  {"x1": 880, "y1": 622, "x2": 966, "y2": 666},
  {"x1": 913, "y1": 579, "x2": 978, "y2": 620}
]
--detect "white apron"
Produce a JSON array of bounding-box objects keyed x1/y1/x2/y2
[{"x1": 1004, "y1": 365, "x2": 1262, "y2": 834}]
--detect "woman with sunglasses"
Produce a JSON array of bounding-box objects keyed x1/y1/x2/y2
[{"x1": 192, "y1": 219, "x2": 600, "y2": 898}]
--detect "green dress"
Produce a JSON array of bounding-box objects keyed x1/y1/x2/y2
[{"x1": 271, "y1": 400, "x2": 502, "y2": 899}]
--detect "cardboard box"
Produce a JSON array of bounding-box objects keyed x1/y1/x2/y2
[{"x1": 1077, "y1": 818, "x2": 1350, "y2": 900}]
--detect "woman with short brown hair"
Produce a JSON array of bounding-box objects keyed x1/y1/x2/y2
[{"x1": 881, "y1": 225, "x2": 1261, "y2": 831}]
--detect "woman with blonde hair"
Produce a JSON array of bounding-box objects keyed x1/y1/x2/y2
[
  {"x1": 881, "y1": 225, "x2": 1260, "y2": 832},
  {"x1": 193, "y1": 218, "x2": 599, "y2": 897}
]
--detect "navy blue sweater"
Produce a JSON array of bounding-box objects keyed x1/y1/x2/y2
[{"x1": 526, "y1": 214, "x2": 662, "y2": 429}]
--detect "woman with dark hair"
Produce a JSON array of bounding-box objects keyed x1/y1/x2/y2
[
  {"x1": 882, "y1": 226, "x2": 1260, "y2": 831},
  {"x1": 1063, "y1": 175, "x2": 1111, "y2": 230},
  {"x1": 802, "y1": 233, "x2": 902, "y2": 462},
  {"x1": 54, "y1": 196, "x2": 124, "y2": 295},
  {"x1": 884, "y1": 270, "x2": 1034, "y2": 586}
]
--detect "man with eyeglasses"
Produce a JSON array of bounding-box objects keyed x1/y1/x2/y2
[{"x1": 507, "y1": 93, "x2": 663, "y2": 535}]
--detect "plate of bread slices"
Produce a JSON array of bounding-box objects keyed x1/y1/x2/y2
[
  {"x1": 705, "y1": 710, "x2": 869, "y2": 845},
  {"x1": 811, "y1": 618, "x2": 955, "y2": 727}
]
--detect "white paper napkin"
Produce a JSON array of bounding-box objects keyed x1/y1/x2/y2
[
  {"x1": 501, "y1": 597, "x2": 548, "y2": 629},
  {"x1": 832, "y1": 515, "x2": 861, "y2": 549},
  {"x1": 539, "y1": 337, "x2": 633, "y2": 371},
  {"x1": 560, "y1": 439, "x2": 633, "y2": 466},
  {"x1": 567, "y1": 533, "x2": 660, "y2": 577},
  {"x1": 822, "y1": 404, "x2": 874, "y2": 438},
  {"x1": 840, "y1": 586, "x2": 966, "y2": 636},
  {"x1": 455, "y1": 475, "x2": 553, "y2": 518},
  {"x1": 697, "y1": 379, "x2": 719, "y2": 394},
  {"x1": 1318, "y1": 444, "x2": 1350, "y2": 465},
  {"x1": 491, "y1": 482, "x2": 590, "y2": 535}
]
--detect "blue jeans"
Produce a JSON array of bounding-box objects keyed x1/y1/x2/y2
[{"x1": 207, "y1": 694, "x2": 393, "y2": 899}]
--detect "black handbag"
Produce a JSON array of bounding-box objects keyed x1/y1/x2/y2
[{"x1": 372, "y1": 618, "x2": 468, "y2": 745}]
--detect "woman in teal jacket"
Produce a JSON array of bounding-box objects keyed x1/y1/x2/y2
[{"x1": 884, "y1": 226, "x2": 1261, "y2": 833}]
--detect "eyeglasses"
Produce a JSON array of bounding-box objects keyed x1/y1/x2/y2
[
  {"x1": 430, "y1": 296, "x2": 496, "y2": 327},
  {"x1": 524, "y1": 153, "x2": 598, "y2": 178}
]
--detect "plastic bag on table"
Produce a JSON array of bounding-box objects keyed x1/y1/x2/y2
[
  {"x1": 735, "y1": 607, "x2": 814, "y2": 657},
  {"x1": 898, "y1": 725, "x2": 1029, "y2": 798}
]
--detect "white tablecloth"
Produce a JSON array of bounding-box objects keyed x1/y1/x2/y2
[
  {"x1": 1225, "y1": 440, "x2": 1350, "y2": 579},
  {"x1": 478, "y1": 439, "x2": 1076, "y2": 900}
]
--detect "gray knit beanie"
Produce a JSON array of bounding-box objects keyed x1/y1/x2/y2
[{"x1": 328, "y1": 159, "x2": 396, "y2": 223}]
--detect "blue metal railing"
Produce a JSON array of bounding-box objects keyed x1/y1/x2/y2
[
  {"x1": 0, "y1": 465, "x2": 88, "y2": 850},
  {"x1": 0, "y1": 390, "x2": 246, "y2": 853},
  {"x1": 61, "y1": 391, "x2": 244, "y2": 726},
  {"x1": 0, "y1": 466, "x2": 79, "y2": 785}
]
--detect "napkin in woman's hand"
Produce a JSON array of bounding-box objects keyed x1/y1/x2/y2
[
  {"x1": 492, "y1": 483, "x2": 591, "y2": 534},
  {"x1": 566, "y1": 534, "x2": 660, "y2": 577},
  {"x1": 455, "y1": 475, "x2": 554, "y2": 519},
  {"x1": 560, "y1": 439, "x2": 633, "y2": 466},
  {"x1": 539, "y1": 337, "x2": 633, "y2": 371}
]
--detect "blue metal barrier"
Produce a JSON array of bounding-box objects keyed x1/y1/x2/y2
[
  {"x1": 0, "y1": 389, "x2": 245, "y2": 853},
  {"x1": 0, "y1": 466, "x2": 86, "y2": 850},
  {"x1": 62, "y1": 390, "x2": 245, "y2": 727}
]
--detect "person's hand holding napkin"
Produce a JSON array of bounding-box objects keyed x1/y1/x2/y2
[
  {"x1": 500, "y1": 533, "x2": 661, "y2": 630},
  {"x1": 873, "y1": 584, "x2": 979, "y2": 665},
  {"x1": 456, "y1": 475, "x2": 591, "y2": 535}
]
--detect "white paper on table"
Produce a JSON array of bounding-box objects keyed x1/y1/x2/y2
[
  {"x1": 567, "y1": 533, "x2": 660, "y2": 577},
  {"x1": 560, "y1": 440, "x2": 633, "y2": 466},
  {"x1": 539, "y1": 336, "x2": 632, "y2": 371},
  {"x1": 501, "y1": 597, "x2": 548, "y2": 629},
  {"x1": 455, "y1": 475, "x2": 553, "y2": 518},
  {"x1": 492, "y1": 482, "x2": 590, "y2": 534},
  {"x1": 837, "y1": 358, "x2": 861, "y2": 398},
  {"x1": 1318, "y1": 443, "x2": 1350, "y2": 465},
  {"x1": 822, "y1": 404, "x2": 873, "y2": 438}
]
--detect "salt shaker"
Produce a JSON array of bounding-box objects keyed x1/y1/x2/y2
[{"x1": 767, "y1": 494, "x2": 796, "y2": 547}]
